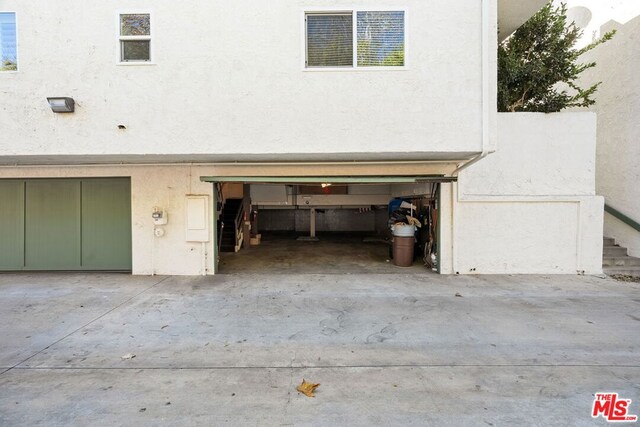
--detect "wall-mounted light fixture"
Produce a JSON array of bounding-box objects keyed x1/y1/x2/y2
[{"x1": 47, "y1": 97, "x2": 75, "y2": 113}]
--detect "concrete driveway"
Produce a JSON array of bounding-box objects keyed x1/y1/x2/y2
[{"x1": 0, "y1": 273, "x2": 638, "y2": 426}]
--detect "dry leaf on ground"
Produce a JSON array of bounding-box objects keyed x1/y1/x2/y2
[{"x1": 296, "y1": 379, "x2": 320, "y2": 397}]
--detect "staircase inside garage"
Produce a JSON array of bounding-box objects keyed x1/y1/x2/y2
[
  {"x1": 603, "y1": 237, "x2": 640, "y2": 276},
  {"x1": 220, "y1": 198, "x2": 244, "y2": 253}
]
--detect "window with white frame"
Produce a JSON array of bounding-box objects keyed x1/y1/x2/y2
[
  {"x1": 305, "y1": 10, "x2": 405, "y2": 68},
  {"x1": 119, "y1": 13, "x2": 151, "y2": 62},
  {"x1": 0, "y1": 12, "x2": 17, "y2": 71}
]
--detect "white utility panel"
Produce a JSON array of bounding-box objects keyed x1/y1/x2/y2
[{"x1": 185, "y1": 195, "x2": 210, "y2": 242}]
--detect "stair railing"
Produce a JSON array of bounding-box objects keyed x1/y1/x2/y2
[
  {"x1": 218, "y1": 221, "x2": 225, "y2": 253},
  {"x1": 605, "y1": 203, "x2": 640, "y2": 233},
  {"x1": 233, "y1": 202, "x2": 245, "y2": 249},
  {"x1": 216, "y1": 183, "x2": 224, "y2": 256}
]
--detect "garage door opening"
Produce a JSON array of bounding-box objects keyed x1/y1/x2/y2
[{"x1": 205, "y1": 177, "x2": 448, "y2": 274}]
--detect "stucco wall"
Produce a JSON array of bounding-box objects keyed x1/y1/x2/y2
[
  {"x1": 440, "y1": 113, "x2": 603, "y2": 275},
  {"x1": 0, "y1": 0, "x2": 489, "y2": 160},
  {"x1": 0, "y1": 165, "x2": 215, "y2": 275},
  {"x1": 576, "y1": 17, "x2": 640, "y2": 256}
]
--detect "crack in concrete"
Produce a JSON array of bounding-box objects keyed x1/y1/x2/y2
[
  {"x1": 4, "y1": 364, "x2": 640, "y2": 371},
  {"x1": 0, "y1": 276, "x2": 172, "y2": 376}
]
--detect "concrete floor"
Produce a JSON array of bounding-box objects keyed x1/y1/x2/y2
[
  {"x1": 220, "y1": 233, "x2": 432, "y2": 274},
  {"x1": 0, "y1": 273, "x2": 639, "y2": 425}
]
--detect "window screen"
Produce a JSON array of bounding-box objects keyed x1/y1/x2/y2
[
  {"x1": 0, "y1": 12, "x2": 17, "y2": 71},
  {"x1": 357, "y1": 11, "x2": 404, "y2": 67},
  {"x1": 306, "y1": 13, "x2": 353, "y2": 67},
  {"x1": 121, "y1": 40, "x2": 150, "y2": 62}
]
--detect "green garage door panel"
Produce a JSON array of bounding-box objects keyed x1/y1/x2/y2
[
  {"x1": 25, "y1": 180, "x2": 81, "y2": 270},
  {"x1": 0, "y1": 181, "x2": 25, "y2": 269},
  {"x1": 81, "y1": 179, "x2": 132, "y2": 270}
]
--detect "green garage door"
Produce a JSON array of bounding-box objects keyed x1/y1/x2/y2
[
  {"x1": 0, "y1": 181, "x2": 25, "y2": 270},
  {"x1": 81, "y1": 179, "x2": 132, "y2": 270},
  {"x1": 0, "y1": 178, "x2": 131, "y2": 271}
]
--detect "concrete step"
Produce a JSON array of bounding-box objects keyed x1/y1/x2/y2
[
  {"x1": 603, "y1": 266, "x2": 640, "y2": 276},
  {"x1": 603, "y1": 256, "x2": 640, "y2": 267},
  {"x1": 601, "y1": 237, "x2": 639, "y2": 275},
  {"x1": 603, "y1": 246, "x2": 628, "y2": 256}
]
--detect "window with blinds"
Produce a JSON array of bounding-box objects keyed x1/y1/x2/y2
[
  {"x1": 305, "y1": 10, "x2": 405, "y2": 69},
  {"x1": 306, "y1": 13, "x2": 353, "y2": 67}
]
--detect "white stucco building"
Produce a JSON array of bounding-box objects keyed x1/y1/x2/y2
[
  {"x1": 568, "y1": 8, "x2": 640, "y2": 260},
  {"x1": 0, "y1": 0, "x2": 604, "y2": 275}
]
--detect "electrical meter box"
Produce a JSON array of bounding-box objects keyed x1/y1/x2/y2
[{"x1": 152, "y1": 208, "x2": 168, "y2": 226}]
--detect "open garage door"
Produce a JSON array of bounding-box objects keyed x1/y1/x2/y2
[
  {"x1": 0, "y1": 178, "x2": 132, "y2": 271},
  {"x1": 202, "y1": 176, "x2": 454, "y2": 274}
]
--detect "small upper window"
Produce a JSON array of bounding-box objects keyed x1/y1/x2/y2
[
  {"x1": 0, "y1": 12, "x2": 17, "y2": 71},
  {"x1": 305, "y1": 10, "x2": 405, "y2": 69},
  {"x1": 119, "y1": 13, "x2": 151, "y2": 63}
]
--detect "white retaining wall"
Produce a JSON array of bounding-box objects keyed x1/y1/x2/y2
[{"x1": 440, "y1": 113, "x2": 603, "y2": 275}]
